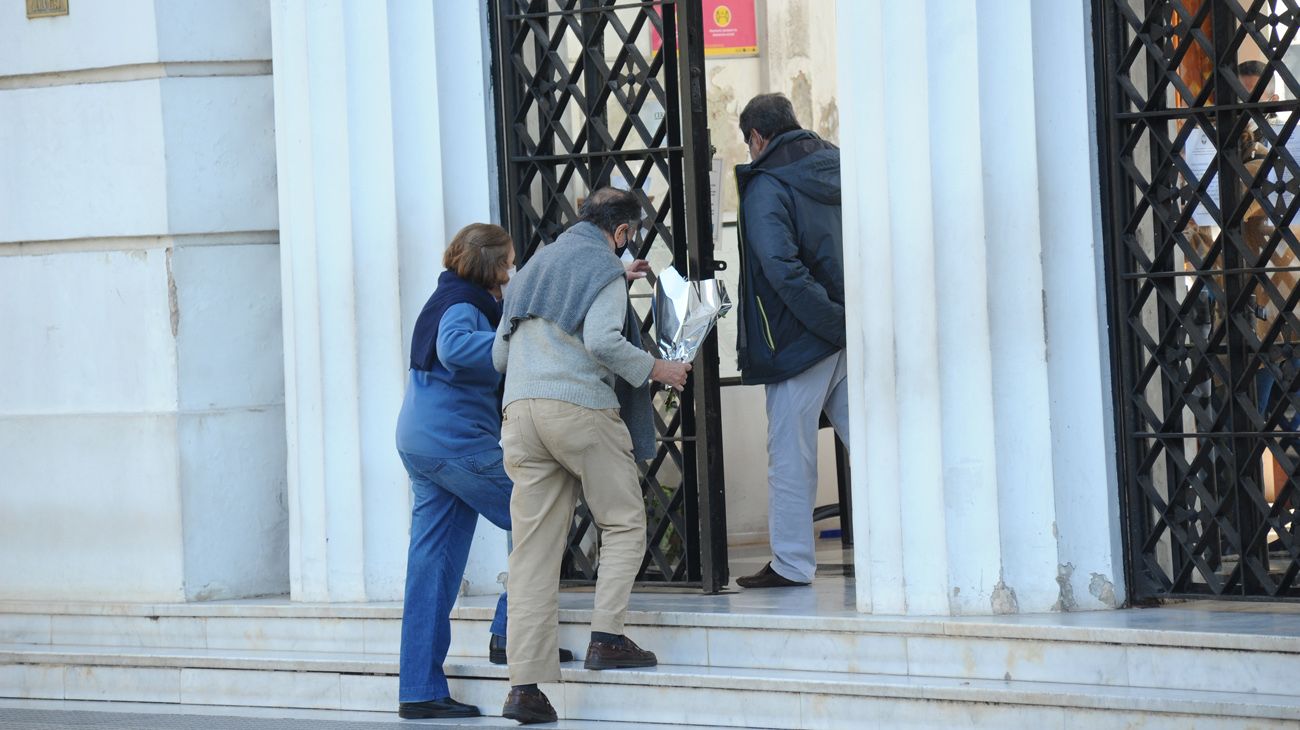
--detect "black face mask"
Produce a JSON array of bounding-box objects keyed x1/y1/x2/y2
[{"x1": 615, "y1": 226, "x2": 634, "y2": 258}]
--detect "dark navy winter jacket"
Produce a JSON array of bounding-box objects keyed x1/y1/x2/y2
[{"x1": 735, "y1": 129, "x2": 845, "y2": 385}]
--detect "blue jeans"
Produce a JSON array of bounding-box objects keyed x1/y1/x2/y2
[{"x1": 398, "y1": 448, "x2": 511, "y2": 702}]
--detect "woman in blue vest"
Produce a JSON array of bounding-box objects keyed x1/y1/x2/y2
[{"x1": 394, "y1": 223, "x2": 572, "y2": 720}]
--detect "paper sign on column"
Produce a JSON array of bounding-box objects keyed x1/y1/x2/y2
[{"x1": 1186, "y1": 127, "x2": 1220, "y2": 227}]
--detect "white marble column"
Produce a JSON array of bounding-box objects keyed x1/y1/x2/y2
[
  {"x1": 1032, "y1": 0, "x2": 1127, "y2": 610},
  {"x1": 928, "y1": 0, "x2": 1005, "y2": 615},
  {"x1": 881, "y1": 0, "x2": 951, "y2": 617},
  {"x1": 837, "y1": 0, "x2": 1125, "y2": 615},
  {"x1": 269, "y1": 0, "x2": 502, "y2": 602},
  {"x1": 976, "y1": 0, "x2": 1061, "y2": 614}
]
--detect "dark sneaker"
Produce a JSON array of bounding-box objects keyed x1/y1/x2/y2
[
  {"x1": 502, "y1": 686, "x2": 558, "y2": 725},
  {"x1": 397, "y1": 696, "x2": 480, "y2": 719},
  {"x1": 736, "y1": 562, "x2": 810, "y2": 588},
  {"x1": 488, "y1": 634, "x2": 575, "y2": 665},
  {"x1": 583, "y1": 634, "x2": 658, "y2": 670}
]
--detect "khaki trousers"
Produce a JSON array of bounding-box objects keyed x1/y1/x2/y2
[{"x1": 500, "y1": 398, "x2": 647, "y2": 686}]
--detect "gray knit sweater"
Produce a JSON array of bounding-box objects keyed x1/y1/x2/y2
[
  {"x1": 493, "y1": 278, "x2": 654, "y2": 411},
  {"x1": 492, "y1": 221, "x2": 657, "y2": 459}
]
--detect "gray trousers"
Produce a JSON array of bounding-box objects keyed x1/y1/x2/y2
[{"x1": 764, "y1": 350, "x2": 850, "y2": 583}]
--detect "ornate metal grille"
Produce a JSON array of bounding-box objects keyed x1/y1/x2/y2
[
  {"x1": 1097, "y1": 0, "x2": 1300, "y2": 599},
  {"x1": 489, "y1": 0, "x2": 728, "y2": 591}
]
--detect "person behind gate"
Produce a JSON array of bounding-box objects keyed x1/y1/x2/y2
[
  {"x1": 732, "y1": 93, "x2": 850, "y2": 589},
  {"x1": 492, "y1": 187, "x2": 691, "y2": 724}
]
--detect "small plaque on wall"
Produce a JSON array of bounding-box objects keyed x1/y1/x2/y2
[{"x1": 27, "y1": 0, "x2": 68, "y2": 19}]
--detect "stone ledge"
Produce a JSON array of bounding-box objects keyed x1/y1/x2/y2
[
  {"x1": 3, "y1": 645, "x2": 1298, "y2": 722},
  {"x1": 8, "y1": 598, "x2": 1300, "y2": 655}
]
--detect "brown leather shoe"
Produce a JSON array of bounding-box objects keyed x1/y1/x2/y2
[
  {"x1": 736, "y1": 562, "x2": 810, "y2": 588},
  {"x1": 502, "y1": 686, "x2": 557, "y2": 725},
  {"x1": 583, "y1": 634, "x2": 658, "y2": 670}
]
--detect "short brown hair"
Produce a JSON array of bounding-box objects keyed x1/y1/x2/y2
[
  {"x1": 739, "y1": 93, "x2": 800, "y2": 141},
  {"x1": 443, "y1": 223, "x2": 513, "y2": 289}
]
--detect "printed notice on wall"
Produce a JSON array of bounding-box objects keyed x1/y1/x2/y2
[
  {"x1": 1185, "y1": 127, "x2": 1220, "y2": 227},
  {"x1": 651, "y1": 1, "x2": 759, "y2": 58},
  {"x1": 701, "y1": 1, "x2": 759, "y2": 57}
]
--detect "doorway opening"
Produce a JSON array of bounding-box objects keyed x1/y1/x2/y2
[{"x1": 488, "y1": 0, "x2": 848, "y2": 594}]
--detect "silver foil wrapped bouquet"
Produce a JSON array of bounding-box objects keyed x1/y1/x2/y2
[{"x1": 653, "y1": 266, "x2": 732, "y2": 363}]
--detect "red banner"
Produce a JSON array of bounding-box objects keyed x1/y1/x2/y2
[{"x1": 651, "y1": 1, "x2": 759, "y2": 58}]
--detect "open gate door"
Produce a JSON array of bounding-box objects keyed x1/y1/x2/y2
[
  {"x1": 489, "y1": 0, "x2": 728, "y2": 592},
  {"x1": 1097, "y1": 0, "x2": 1300, "y2": 600}
]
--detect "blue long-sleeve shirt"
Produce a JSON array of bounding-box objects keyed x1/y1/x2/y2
[{"x1": 396, "y1": 302, "x2": 503, "y2": 458}]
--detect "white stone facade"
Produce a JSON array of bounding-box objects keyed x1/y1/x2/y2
[
  {"x1": 0, "y1": 0, "x2": 285, "y2": 603},
  {"x1": 839, "y1": 0, "x2": 1123, "y2": 614},
  {"x1": 267, "y1": 0, "x2": 504, "y2": 602},
  {"x1": 1, "y1": 0, "x2": 1123, "y2": 617}
]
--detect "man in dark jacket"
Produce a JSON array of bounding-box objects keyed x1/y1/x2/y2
[{"x1": 733, "y1": 93, "x2": 849, "y2": 589}]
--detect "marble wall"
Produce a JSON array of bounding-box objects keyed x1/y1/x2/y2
[{"x1": 0, "y1": 0, "x2": 286, "y2": 602}]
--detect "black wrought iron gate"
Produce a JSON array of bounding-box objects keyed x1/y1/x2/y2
[
  {"x1": 489, "y1": 0, "x2": 728, "y2": 592},
  {"x1": 1097, "y1": 0, "x2": 1300, "y2": 599}
]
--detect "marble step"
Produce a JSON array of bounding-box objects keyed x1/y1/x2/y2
[
  {"x1": 0, "y1": 699, "x2": 695, "y2": 730},
  {"x1": 1, "y1": 643, "x2": 1296, "y2": 729},
  {"x1": 4, "y1": 600, "x2": 1300, "y2": 698}
]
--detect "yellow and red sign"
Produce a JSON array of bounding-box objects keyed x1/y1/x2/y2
[
  {"x1": 652, "y1": 0, "x2": 759, "y2": 58},
  {"x1": 703, "y1": 0, "x2": 758, "y2": 56}
]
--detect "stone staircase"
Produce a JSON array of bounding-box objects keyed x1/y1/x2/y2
[{"x1": 2, "y1": 597, "x2": 1299, "y2": 728}]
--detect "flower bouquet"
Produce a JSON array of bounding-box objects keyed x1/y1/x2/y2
[{"x1": 653, "y1": 265, "x2": 732, "y2": 365}]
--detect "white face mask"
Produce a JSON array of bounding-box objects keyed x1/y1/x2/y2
[{"x1": 498, "y1": 266, "x2": 516, "y2": 298}]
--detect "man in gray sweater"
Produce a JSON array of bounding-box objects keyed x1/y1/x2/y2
[{"x1": 492, "y1": 188, "x2": 691, "y2": 724}]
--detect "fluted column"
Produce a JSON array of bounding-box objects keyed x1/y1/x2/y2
[
  {"x1": 837, "y1": 0, "x2": 896, "y2": 615},
  {"x1": 976, "y1": 0, "x2": 1060, "y2": 613},
  {"x1": 928, "y1": 0, "x2": 1005, "y2": 614},
  {"x1": 270, "y1": 1, "x2": 501, "y2": 602},
  {"x1": 271, "y1": 0, "x2": 401, "y2": 602},
  {"x1": 270, "y1": 0, "x2": 501, "y2": 602},
  {"x1": 1032, "y1": 0, "x2": 1127, "y2": 610},
  {"x1": 879, "y1": 0, "x2": 950, "y2": 616},
  {"x1": 838, "y1": 0, "x2": 1124, "y2": 615}
]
